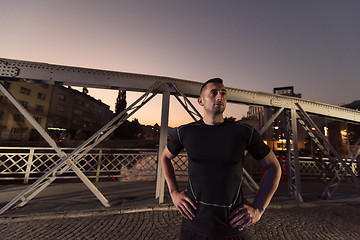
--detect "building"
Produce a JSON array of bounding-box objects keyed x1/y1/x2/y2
[
  {"x1": 0, "y1": 78, "x2": 113, "y2": 143},
  {"x1": 273, "y1": 86, "x2": 302, "y2": 98},
  {"x1": 340, "y1": 100, "x2": 360, "y2": 151},
  {"x1": 246, "y1": 86, "x2": 306, "y2": 153},
  {"x1": 47, "y1": 85, "x2": 113, "y2": 141},
  {"x1": 0, "y1": 79, "x2": 53, "y2": 141},
  {"x1": 246, "y1": 86, "x2": 359, "y2": 156}
]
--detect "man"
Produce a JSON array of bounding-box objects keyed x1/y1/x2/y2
[{"x1": 161, "y1": 78, "x2": 281, "y2": 239}]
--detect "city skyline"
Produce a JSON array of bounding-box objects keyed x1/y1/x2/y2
[{"x1": 1, "y1": 1, "x2": 359, "y2": 127}]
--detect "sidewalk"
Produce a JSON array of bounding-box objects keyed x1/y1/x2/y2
[{"x1": 0, "y1": 180, "x2": 360, "y2": 239}]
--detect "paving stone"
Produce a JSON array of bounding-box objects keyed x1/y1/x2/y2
[{"x1": 0, "y1": 202, "x2": 359, "y2": 239}]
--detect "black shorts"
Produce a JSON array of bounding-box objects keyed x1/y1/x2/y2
[{"x1": 180, "y1": 227, "x2": 245, "y2": 240}]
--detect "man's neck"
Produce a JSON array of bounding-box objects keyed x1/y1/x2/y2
[{"x1": 202, "y1": 114, "x2": 224, "y2": 126}]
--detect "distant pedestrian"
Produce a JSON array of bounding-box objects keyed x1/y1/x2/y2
[{"x1": 161, "y1": 78, "x2": 281, "y2": 239}]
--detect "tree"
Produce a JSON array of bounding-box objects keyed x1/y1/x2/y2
[
  {"x1": 113, "y1": 91, "x2": 142, "y2": 139},
  {"x1": 115, "y1": 90, "x2": 127, "y2": 115},
  {"x1": 224, "y1": 116, "x2": 236, "y2": 122},
  {"x1": 82, "y1": 87, "x2": 89, "y2": 94}
]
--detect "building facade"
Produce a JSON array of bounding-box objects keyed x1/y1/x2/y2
[
  {"x1": 246, "y1": 87, "x2": 359, "y2": 156},
  {"x1": 0, "y1": 79, "x2": 52, "y2": 141},
  {"x1": 0, "y1": 78, "x2": 113, "y2": 143},
  {"x1": 246, "y1": 87, "x2": 306, "y2": 153},
  {"x1": 47, "y1": 85, "x2": 113, "y2": 141}
]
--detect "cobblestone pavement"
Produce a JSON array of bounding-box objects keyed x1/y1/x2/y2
[{"x1": 1, "y1": 202, "x2": 360, "y2": 240}]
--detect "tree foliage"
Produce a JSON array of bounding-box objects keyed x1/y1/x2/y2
[
  {"x1": 113, "y1": 91, "x2": 144, "y2": 139},
  {"x1": 115, "y1": 90, "x2": 127, "y2": 115},
  {"x1": 113, "y1": 118, "x2": 143, "y2": 139},
  {"x1": 224, "y1": 116, "x2": 236, "y2": 122}
]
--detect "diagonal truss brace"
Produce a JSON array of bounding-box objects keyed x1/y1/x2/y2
[
  {"x1": 169, "y1": 83, "x2": 266, "y2": 193},
  {"x1": 0, "y1": 81, "x2": 163, "y2": 215},
  {"x1": 170, "y1": 83, "x2": 202, "y2": 121},
  {"x1": 243, "y1": 107, "x2": 286, "y2": 193},
  {"x1": 295, "y1": 103, "x2": 360, "y2": 199},
  {"x1": 347, "y1": 137, "x2": 360, "y2": 168},
  {"x1": 170, "y1": 87, "x2": 288, "y2": 195}
]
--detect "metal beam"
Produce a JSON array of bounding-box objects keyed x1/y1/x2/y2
[
  {"x1": 259, "y1": 107, "x2": 285, "y2": 135},
  {"x1": 291, "y1": 107, "x2": 303, "y2": 202},
  {"x1": 170, "y1": 83, "x2": 202, "y2": 121},
  {"x1": 1, "y1": 58, "x2": 360, "y2": 122},
  {"x1": 0, "y1": 82, "x2": 108, "y2": 212},
  {"x1": 1, "y1": 58, "x2": 359, "y2": 204},
  {"x1": 155, "y1": 84, "x2": 171, "y2": 203},
  {"x1": 294, "y1": 103, "x2": 360, "y2": 199},
  {"x1": 0, "y1": 81, "x2": 162, "y2": 215},
  {"x1": 243, "y1": 107, "x2": 286, "y2": 193}
]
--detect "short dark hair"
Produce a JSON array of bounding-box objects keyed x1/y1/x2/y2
[{"x1": 200, "y1": 78, "x2": 223, "y2": 95}]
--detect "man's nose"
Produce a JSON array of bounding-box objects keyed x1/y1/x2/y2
[{"x1": 216, "y1": 93, "x2": 223, "y2": 101}]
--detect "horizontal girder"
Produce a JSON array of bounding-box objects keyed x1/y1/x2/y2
[{"x1": 1, "y1": 58, "x2": 359, "y2": 122}]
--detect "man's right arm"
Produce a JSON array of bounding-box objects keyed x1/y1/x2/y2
[{"x1": 161, "y1": 146, "x2": 196, "y2": 220}]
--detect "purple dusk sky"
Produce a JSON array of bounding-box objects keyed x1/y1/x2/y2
[{"x1": 1, "y1": 0, "x2": 359, "y2": 127}]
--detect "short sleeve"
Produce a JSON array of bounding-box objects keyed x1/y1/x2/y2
[
  {"x1": 246, "y1": 128, "x2": 271, "y2": 160},
  {"x1": 167, "y1": 127, "x2": 184, "y2": 156}
]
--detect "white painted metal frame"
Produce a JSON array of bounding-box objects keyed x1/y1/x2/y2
[
  {"x1": 242, "y1": 107, "x2": 286, "y2": 193},
  {"x1": 155, "y1": 84, "x2": 171, "y2": 203},
  {"x1": 295, "y1": 103, "x2": 360, "y2": 199},
  {"x1": 0, "y1": 81, "x2": 163, "y2": 215},
  {"x1": 0, "y1": 82, "x2": 112, "y2": 212},
  {"x1": 170, "y1": 83, "x2": 202, "y2": 121},
  {"x1": 290, "y1": 107, "x2": 303, "y2": 202},
  {"x1": 1, "y1": 58, "x2": 360, "y2": 209},
  {"x1": 1, "y1": 58, "x2": 360, "y2": 122}
]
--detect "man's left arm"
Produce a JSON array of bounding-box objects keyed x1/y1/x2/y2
[{"x1": 229, "y1": 150, "x2": 281, "y2": 230}]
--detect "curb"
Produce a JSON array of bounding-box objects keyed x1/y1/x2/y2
[
  {"x1": 1, "y1": 198, "x2": 360, "y2": 223},
  {"x1": 0, "y1": 204, "x2": 177, "y2": 223}
]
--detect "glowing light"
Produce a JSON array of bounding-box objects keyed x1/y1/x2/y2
[{"x1": 324, "y1": 127, "x2": 328, "y2": 137}]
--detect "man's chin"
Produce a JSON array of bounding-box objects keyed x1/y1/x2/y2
[{"x1": 213, "y1": 107, "x2": 225, "y2": 114}]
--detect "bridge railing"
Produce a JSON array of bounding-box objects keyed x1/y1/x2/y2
[
  {"x1": 0, "y1": 147, "x2": 188, "y2": 183},
  {"x1": 0, "y1": 147, "x2": 357, "y2": 183}
]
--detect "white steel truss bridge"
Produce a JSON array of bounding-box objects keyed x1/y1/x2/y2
[{"x1": 0, "y1": 58, "x2": 359, "y2": 215}]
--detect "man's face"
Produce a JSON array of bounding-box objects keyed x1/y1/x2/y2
[{"x1": 198, "y1": 82, "x2": 227, "y2": 114}]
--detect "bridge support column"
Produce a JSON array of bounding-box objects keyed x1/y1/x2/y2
[
  {"x1": 291, "y1": 107, "x2": 303, "y2": 202},
  {"x1": 156, "y1": 85, "x2": 171, "y2": 204}
]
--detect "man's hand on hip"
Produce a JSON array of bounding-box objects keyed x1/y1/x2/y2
[
  {"x1": 170, "y1": 190, "x2": 196, "y2": 220},
  {"x1": 229, "y1": 203, "x2": 263, "y2": 230}
]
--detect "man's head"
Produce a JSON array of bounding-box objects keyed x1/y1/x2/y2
[
  {"x1": 200, "y1": 78, "x2": 224, "y2": 96},
  {"x1": 198, "y1": 78, "x2": 227, "y2": 115}
]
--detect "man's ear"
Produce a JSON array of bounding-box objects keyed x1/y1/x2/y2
[{"x1": 198, "y1": 97, "x2": 204, "y2": 106}]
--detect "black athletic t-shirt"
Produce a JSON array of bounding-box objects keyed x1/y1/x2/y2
[{"x1": 167, "y1": 119, "x2": 270, "y2": 238}]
